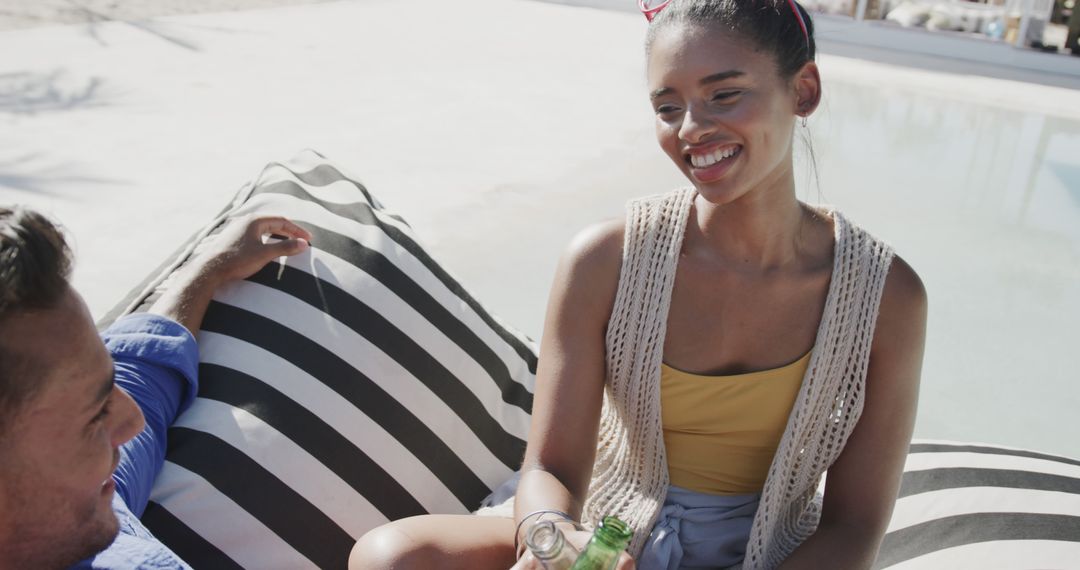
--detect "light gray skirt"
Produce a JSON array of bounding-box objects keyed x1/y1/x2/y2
[{"x1": 637, "y1": 485, "x2": 758, "y2": 570}]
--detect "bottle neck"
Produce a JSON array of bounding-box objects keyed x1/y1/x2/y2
[
  {"x1": 526, "y1": 521, "x2": 567, "y2": 559},
  {"x1": 592, "y1": 516, "x2": 631, "y2": 550}
]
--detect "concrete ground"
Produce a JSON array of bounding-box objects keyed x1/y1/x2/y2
[
  {"x1": 1, "y1": 0, "x2": 1078, "y2": 457},
  {"x1": 0, "y1": 0, "x2": 337, "y2": 30}
]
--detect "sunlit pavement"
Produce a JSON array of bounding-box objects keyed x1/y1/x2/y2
[{"x1": 1, "y1": 0, "x2": 1077, "y2": 457}]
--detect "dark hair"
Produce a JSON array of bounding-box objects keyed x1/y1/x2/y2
[
  {"x1": 645, "y1": 0, "x2": 817, "y2": 79},
  {"x1": 0, "y1": 207, "x2": 73, "y2": 430},
  {"x1": 0, "y1": 207, "x2": 72, "y2": 316}
]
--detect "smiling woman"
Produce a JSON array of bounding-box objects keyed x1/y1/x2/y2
[
  {"x1": 349, "y1": 2, "x2": 926, "y2": 570},
  {"x1": 645, "y1": 1, "x2": 821, "y2": 206}
]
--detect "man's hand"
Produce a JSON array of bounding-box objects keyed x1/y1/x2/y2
[
  {"x1": 148, "y1": 215, "x2": 312, "y2": 335},
  {"x1": 193, "y1": 216, "x2": 311, "y2": 288}
]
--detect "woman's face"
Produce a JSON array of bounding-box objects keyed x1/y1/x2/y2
[{"x1": 647, "y1": 23, "x2": 816, "y2": 205}]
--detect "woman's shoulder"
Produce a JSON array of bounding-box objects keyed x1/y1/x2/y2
[
  {"x1": 562, "y1": 218, "x2": 624, "y2": 279},
  {"x1": 822, "y1": 209, "x2": 926, "y2": 349},
  {"x1": 880, "y1": 254, "x2": 928, "y2": 323},
  {"x1": 872, "y1": 254, "x2": 928, "y2": 362},
  {"x1": 826, "y1": 208, "x2": 898, "y2": 274},
  {"x1": 884, "y1": 254, "x2": 926, "y2": 298},
  {"x1": 546, "y1": 219, "x2": 626, "y2": 334},
  {"x1": 559, "y1": 188, "x2": 690, "y2": 292},
  {"x1": 827, "y1": 209, "x2": 925, "y2": 310}
]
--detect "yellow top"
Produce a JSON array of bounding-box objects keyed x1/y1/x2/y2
[{"x1": 660, "y1": 350, "x2": 811, "y2": 495}]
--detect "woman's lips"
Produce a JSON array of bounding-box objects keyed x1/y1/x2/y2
[
  {"x1": 686, "y1": 145, "x2": 742, "y2": 183},
  {"x1": 686, "y1": 144, "x2": 740, "y2": 167}
]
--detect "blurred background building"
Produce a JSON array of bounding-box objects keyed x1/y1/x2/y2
[{"x1": 812, "y1": 0, "x2": 1080, "y2": 59}]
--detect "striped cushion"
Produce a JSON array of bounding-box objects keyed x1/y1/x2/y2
[
  {"x1": 876, "y1": 440, "x2": 1080, "y2": 569},
  {"x1": 128, "y1": 150, "x2": 537, "y2": 569}
]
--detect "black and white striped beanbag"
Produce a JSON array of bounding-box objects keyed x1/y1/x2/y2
[
  {"x1": 120, "y1": 150, "x2": 537, "y2": 569},
  {"x1": 876, "y1": 440, "x2": 1080, "y2": 569}
]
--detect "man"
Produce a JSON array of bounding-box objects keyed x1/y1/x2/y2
[{"x1": 0, "y1": 206, "x2": 311, "y2": 569}]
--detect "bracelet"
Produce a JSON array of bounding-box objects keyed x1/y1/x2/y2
[{"x1": 514, "y1": 509, "x2": 578, "y2": 559}]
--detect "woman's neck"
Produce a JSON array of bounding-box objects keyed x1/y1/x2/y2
[{"x1": 687, "y1": 177, "x2": 811, "y2": 271}]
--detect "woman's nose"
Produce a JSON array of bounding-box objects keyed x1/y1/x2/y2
[{"x1": 678, "y1": 104, "x2": 716, "y2": 143}]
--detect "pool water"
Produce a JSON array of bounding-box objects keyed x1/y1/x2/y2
[{"x1": 807, "y1": 78, "x2": 1080, "y2": 458}]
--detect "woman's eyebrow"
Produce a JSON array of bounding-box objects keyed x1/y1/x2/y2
[
  {"x1": 650, "y1": 87, "x2": 674, "y2": 100},
  {"x1": 650, "y1": 70, "x2": 746, "y2": 101},
  {"x1": 700, "y1": 70, "x2": 745, "y2": 85}
]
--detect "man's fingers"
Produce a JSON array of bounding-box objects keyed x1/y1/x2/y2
[
  {"x1": 253, "y1": 216, "x2": 313, "y2": 242},
  {"x1": 266, "y1": 237, "x2": 309, "y2": 258}
]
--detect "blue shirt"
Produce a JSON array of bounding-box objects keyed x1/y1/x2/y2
[{"x1": 71, "y1": 313, "x2": 199, "y2": 570}]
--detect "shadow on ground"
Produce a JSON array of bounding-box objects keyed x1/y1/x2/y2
[
  {"x1": 0, "y1": 69, "x2": 114, "y2": 114},
  {"x1": 0, "y1": 153, "x2": 127, "y2": 196}
]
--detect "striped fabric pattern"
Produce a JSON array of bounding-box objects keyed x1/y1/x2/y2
[
  {"x1": 133, "y1": 150, "x2": 538, "y2": 569},
  {"x1": 875, "y1": 439, "x2": 1080, "y2": 569}
]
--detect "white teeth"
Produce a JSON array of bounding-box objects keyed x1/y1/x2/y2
[{"x1": 689, "y1": 146, "x2": 737, "y2": 168}]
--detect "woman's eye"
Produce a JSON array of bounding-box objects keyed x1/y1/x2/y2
[
  {"x1": 655, "y1": 104, "x2": 681, "y2": 115},
  {"x1": 711, "y1": 91, "x2": 739, "y2": 102}
]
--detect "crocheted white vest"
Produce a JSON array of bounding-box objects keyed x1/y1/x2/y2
[{"x1": 581, "y1": 188, "x2": 895, "y2": 568}]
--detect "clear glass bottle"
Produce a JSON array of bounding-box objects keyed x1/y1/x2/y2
[
  {"x1": 569, "y1": 516, "x2": 632, "y2": 570},
  {"x1": 526, "y1": 520, "x2": 580, "y2": 570}
]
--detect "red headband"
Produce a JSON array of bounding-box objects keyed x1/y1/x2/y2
[
  {"x1": 784, "y1": 0, "x2": 811, "y2": 50},
  {"x1": 639, "y1": 0, "x2": 811, "y2": 51},
  {"x1": 639, "y1": 0, "x2": 672, "y2": 22}
]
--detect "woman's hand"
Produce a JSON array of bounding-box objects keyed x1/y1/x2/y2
[{"x1": 510, "y1": 528, "x2": 635, "y2": 570}]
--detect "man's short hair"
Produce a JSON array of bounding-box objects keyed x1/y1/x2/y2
[{"x1": 0, "y1": 206, "x2": 73, "y2": 429}]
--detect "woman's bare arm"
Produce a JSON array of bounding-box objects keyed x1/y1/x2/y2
[
  {"x1": 780, "y1": 255, "x2": 927, "y2": 569},
  {"x1": 511, "y1": 220, "x2": 629, "y2": 561}
]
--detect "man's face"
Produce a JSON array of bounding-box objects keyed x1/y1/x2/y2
[{"x1": 0, "y1": 288, "x2": 145, "y2": 568}]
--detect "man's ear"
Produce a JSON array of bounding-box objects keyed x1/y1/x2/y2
[{"x1": 793, "y1": 61, "x2": 822, "y2": 117}]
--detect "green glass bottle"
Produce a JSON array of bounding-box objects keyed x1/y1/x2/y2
[{"x1": 569, "y1": 516, "x2": 633, "y2": 570}]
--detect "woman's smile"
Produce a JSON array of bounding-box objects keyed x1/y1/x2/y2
[{"x1": 686, "y1": 144, "x2": 742, "y2": 183}]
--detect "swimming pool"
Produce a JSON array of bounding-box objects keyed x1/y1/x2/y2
[{"x1": 810, "y1": 68, "x2": 1080, "y2": 458}]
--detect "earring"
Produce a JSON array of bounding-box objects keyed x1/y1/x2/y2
[{"x1": 800, "y1": 116, "x2": 808, "y2": 128}]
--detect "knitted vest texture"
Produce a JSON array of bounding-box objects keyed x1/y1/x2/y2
[{"x1": 580, "y1": 188, "x2": 895, "y2": 568}]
